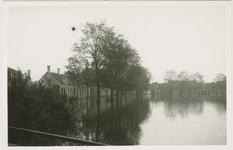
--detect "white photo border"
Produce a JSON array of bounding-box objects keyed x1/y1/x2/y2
[{"x1": 2, "y1": 1, "x2": 232, "y2": 150}]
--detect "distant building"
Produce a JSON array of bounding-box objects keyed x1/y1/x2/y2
[
  {"x1": 8, "y1": 67, "x2": 20, "y2": 87},
  {"x1": 149, "y1": 80, "x2": 226, "y2": 100},
  {"x1": 149, "y1": 82, "x2": 161, "y2": 94},
  {"x1": 8, "y1": 67, "x2": 20, "y2": 80},
  {"x1": 8, "y1": 67, "x2": 31, "y2": 87},
  {"x1": 149, "y1": 80, "x2": 205, "y2": 99},
  {"x1": 203, "y1": 81, "x2": 226, "y2": 98},
  {"x1": 167, "y1": 80, "x2": 201, "y2": 99},
  {"x1": 149, "y1": 82, "x2": 162, "y2": 99}
]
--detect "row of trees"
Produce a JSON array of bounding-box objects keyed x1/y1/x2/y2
[
  {"x1": 163, "y1": 70, "x2": 204, "y2": 83},
  {"x1": 163, "y1": 70, "x2": 226, "y2": 83},
  {"x1": 65, "y1": 21, "x2": 152, "y2": 136},
  {"x1": 65, "y1": 21, "x2": 152, "y2": 104},
  {"x1": 8, "y1": 20, "x2": 152, "y2": 145}
]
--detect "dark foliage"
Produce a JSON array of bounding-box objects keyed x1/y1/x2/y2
[{"x1": 8, "y1": 72, "x2": 77, "y2": 146}]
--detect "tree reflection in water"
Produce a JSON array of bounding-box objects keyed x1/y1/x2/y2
[
  {"x1": 151, "y1": 95, "x2": 226, "y2": 120},
  {"x1": 68, "y1": 93, "x2": 226, "y2": 145},
  {"x1": 69, "y1": 97, "x2": 150, "y2": 145}
]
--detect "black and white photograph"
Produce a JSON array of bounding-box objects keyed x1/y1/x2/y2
[{"x1": 2, "y1": 1, "x2": 231, "y2": 149}]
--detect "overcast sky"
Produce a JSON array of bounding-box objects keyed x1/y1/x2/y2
[{"x1": 7, "y1": 3, "x2": 228, "y2": 83}]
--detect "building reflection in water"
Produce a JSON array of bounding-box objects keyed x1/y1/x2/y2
[
  {"x1": 151, "y1": 89, "x2": 226, "y2": 119},
  {"x1": 67, "y1": 90, "x2": 226, "y2": 145}
]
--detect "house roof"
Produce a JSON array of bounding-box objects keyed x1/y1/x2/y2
[
  {"x1": 50, "y1": 73, "x2": 75, "y2": 86},
  {"x1": 8, "y1": 67, "x2": 19, "y2": 72},
  {"x1": 50, "y1": 73, "x2": 66, "y2": 85}
]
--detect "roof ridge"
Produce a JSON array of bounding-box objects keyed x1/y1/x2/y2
[{"x1": 50, "y1": 73, "x2": 66, "y2": 85}]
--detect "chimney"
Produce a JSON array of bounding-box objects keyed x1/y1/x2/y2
[
  {"x1": 57, "y1": 68, "x2": 60, "y2": 74},
  {"x1": 47, "y1": 65, "x2": 50, "y2": 73},
  {"x1": 28, "y1": 70, "x2": 31, "y2": 78}
]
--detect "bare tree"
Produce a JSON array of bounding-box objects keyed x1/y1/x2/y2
[
  {"x1": 163, "y1": 70, "x2": 177, "y2": 82},
  {"x1": 214, "y1": 73, "x2": 226, "y2": 82},
  {"x1": 190, "y1": 72, "x2": 204, "y2": 83},
  {"x1": 177, "y1": 71, "x2": 190, "y2": 81}
]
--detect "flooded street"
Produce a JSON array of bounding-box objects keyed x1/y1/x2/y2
[
  {"x1": 140, "y1": 100, "x2": 226, "y2": 145},
  {"x1": 71, "y1": 95, "x2": 226, "y2": 145}
]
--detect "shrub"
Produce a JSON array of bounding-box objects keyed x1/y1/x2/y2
[{"x1": 8, "y1": 72, "x2": 77, "y2": 145}]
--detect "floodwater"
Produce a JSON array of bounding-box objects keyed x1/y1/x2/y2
[
  {"x1": 139, "y1": 99, "x2": 226, "y2": 145},
  {"x1": 71, "y1": 94, "x2": 226, "y2": 145}
]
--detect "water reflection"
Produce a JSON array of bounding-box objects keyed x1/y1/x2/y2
[
  {"x1": 140, "y1": 95, "x2": 226, "y2": 145},
  {"x1": 206, "y1": 100, "x2": 226, "y2": 116},
  {"x1": 68, "y1": 92, "x2": 226, "y2": 145},
  {"x1": 163, "y1": 100, "x2": 204, "y2": 118},
  {"x1": 151, "y1": 90, "x2": 226, "y2": 119},
  {"x1": 69, "y1": 96, "x2": 150, "y2": 145}
]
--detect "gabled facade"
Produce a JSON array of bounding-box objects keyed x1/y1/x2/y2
[{"x1": 38, "y1": 65, "x2": 86, "y2": 98}]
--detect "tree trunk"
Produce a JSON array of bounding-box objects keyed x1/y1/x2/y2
[
  {"x1": 121, "y1": 90, "x2": 123, "y2": 107},
  {"x1": 116, "y1": 90, "x2": 119, "y2": 110},
  {"x1": 86, "y1": 86, "x2": 89, "y2": 107},
  {"x1": 105, "y1": 89, "x2": 107, "y2": 110},
  {"x1": 94, "y1": 61, "x2": 100, "y2": 142},
  {"x1": 74, "y1": 85, "x2": 76, "y2": 98},
  {"x1": 94, "y1": 62, "x2": 100, "y2": 108},
  {"x1": 110, "y1": 88, "x2": 114, "y2": 116}
]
